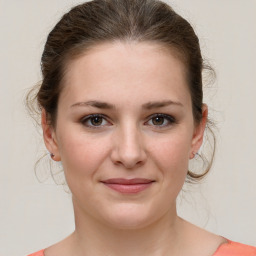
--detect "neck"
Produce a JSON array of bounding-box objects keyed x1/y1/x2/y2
[{"x1": 69, "y1": 201, "x2": 184, "y2": 256}]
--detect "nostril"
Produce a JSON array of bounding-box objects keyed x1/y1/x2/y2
[
  {"x1": 110, "y1": 131, "x2": 147, "y2": 168},
  {"x1": 113, "y1": 159, "x2": 145, "y2": 169}
]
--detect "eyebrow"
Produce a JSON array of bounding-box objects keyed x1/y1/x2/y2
[
  {"x1": 142, "y1": 100, "x2": 183, "y2": 109},
  {"x1": 70, "y1": 100, "x2": 183, "y2": 109},
  {"x1": 71, "y1": 101, "x2": 115, "y2": 109}
]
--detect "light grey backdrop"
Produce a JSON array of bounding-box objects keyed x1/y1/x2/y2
[{"x1": 0, "y1": 0, "x2": 255, "y2": 255}]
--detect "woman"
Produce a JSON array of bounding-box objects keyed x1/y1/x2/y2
[{"x1": 27, "y1": 0, "x2": 256, "y2": 255}]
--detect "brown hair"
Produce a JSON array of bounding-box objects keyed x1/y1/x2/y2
[{"x1": 27, "y1": 0, "x2": 216, "y2": 181}]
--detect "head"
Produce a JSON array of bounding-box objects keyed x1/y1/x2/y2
[
  {"x1": 27, "y1": 0, "x2": 215, "y2": 227},
  {"x1": 39, "y1": 0, "x2": 205, "y2": 125}
]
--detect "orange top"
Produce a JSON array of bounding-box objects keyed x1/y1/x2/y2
[
  {"x1": 212, "y1": 240, "x2": 256, "y2": 256},
  {"x1": 27, "y1": 250, "x2": 44, "y2": 256},
  {"x1": 27, "y1": 240, "x2": 256, "y2": 256}
]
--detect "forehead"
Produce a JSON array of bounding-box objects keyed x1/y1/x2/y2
[{"x1": 60, "y1": 41, "x2": 190, "y2": 108}]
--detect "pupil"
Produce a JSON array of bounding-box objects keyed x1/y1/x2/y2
[
  {"x1": 91, "y1": 116, "x2": 102, "y2": 126},
  {"x1": 153, "y1": 116, "x2": 164, "y2": 125}
]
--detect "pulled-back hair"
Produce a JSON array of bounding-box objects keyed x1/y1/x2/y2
[{"x1": 27, "y1": 0, "x2": 216, "y2": 181}]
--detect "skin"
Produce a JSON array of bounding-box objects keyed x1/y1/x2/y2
[{"x1": 42, "y1": 42, "x2": 226, "y2": 256}]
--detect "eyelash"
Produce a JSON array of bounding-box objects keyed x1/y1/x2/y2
[
  {"x1": 145, "y1": 114, "x2": 176, "y2": 128},
  {"x1": 80, "y1": 114, "x2": 110, "y2": 129},
  {"x1": 80, "y1": 113, "x2": 176, "y2": 129}
]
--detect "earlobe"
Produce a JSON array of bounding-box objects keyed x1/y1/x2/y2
[
  {"x1": 41, "y1": 109, "x2": 61, "y2": 161},
  {"x1": 190, "y1": 104, "x2": 208, "y2": 159}
]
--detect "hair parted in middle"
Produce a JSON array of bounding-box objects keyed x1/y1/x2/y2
[{"x1": 27, "y1": 0, "x2": 216, "y2": 182}]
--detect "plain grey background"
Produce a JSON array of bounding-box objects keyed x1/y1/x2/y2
[{"x1": 0, "y1": 0, "x2": 256, "y2": 255}]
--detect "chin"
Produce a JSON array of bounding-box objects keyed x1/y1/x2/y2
[{"x1": 100, "y1": 202, "x2": 161, "y2": 230}]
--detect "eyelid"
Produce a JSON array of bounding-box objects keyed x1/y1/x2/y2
[
  {"x1": 80, "y1": 114, "x2": 112, "y2": 128},
  {"x1": 79, "y1": 113, "x2": 176, "y2": 129},
  {"x1": 145, "y1": 113, "x2": 176, "y2": 127}
]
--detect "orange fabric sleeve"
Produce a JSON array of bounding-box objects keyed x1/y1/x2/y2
[
  {"x1": 213, "y1": 240, "x2": 256, "y2": 256},
  {"x1": 27, "y1": 249, "x2": 45, "y2": 256}
]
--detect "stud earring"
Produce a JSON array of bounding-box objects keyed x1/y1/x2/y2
[
  {"x1": 192, "y1": 151, "x2": 200, "y2": 159},
  {"x1": 50, "y1": 153, "x2": 55, "y2": 159},
  {"x1": 190, "y1": 152, "x2": 196, "y2": 159}
]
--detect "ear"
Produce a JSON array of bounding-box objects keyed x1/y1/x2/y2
[
  {"x1": 189, "y1": 104, "x2": 208, "y2": 159},
  {"x1": 41, "y1": 109, "x2": 61, "y2": 161}
]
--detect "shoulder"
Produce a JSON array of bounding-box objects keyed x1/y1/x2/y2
[
  {"x1": 213, "y1": 240, "x2": 256, "y2": 256},
  {"x1": 27, "y1": 249, "x2": 45, "y2": 256}
]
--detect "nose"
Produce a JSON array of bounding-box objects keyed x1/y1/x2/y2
[{"x1": 110, "y1": 124, "x2": 147, "y2": 169}]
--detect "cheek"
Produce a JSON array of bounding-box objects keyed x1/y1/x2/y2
[
  {"x1": 148, "y1": 131, "x2": 192, "y2": 186},
  {"x1": 57, "y1": 131, "x2": 110, "y2": 180},
  {"x1": 150, "y1": 133, "x2": 192, "y2": 167}
]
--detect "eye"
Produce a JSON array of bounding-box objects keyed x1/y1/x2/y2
[
  {"x1": 81, "y1": 114, "x2": 110, "y2": 128},
  {"x1": 146, "y1": 114, "x2": 176, "y2": 127}
]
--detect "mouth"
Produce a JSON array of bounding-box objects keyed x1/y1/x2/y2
[{"x1": 101, "y1": 178, "x2": 155, "y2": 194}]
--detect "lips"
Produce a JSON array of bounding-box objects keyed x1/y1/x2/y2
[
  {"x1": 101, "y1": 178, "x2": 155, "y2": 193},
  {"x1": 102, "y1": 178, "x2": 154, "y2": 185}
]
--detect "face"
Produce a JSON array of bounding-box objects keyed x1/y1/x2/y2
[{"x1": 43, "y1": 42, "x2": 207, "y2": 229}]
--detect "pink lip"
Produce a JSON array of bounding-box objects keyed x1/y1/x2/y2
[{"x1": 101, "y1": 178, "x2": 155, "y2": 194}]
